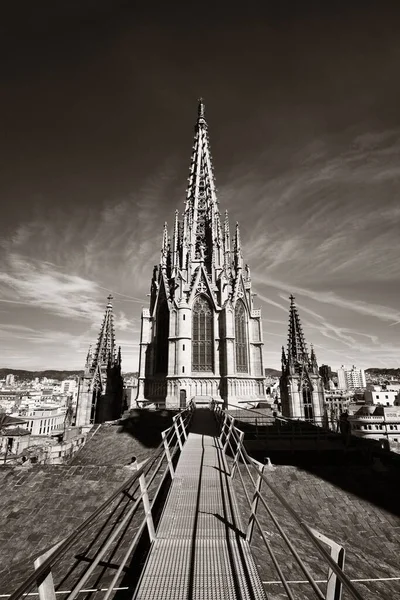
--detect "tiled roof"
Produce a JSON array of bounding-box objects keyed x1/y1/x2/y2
[
  {"x1": 0, "y1": 464, "x2": 131, "y2": 591},
  {"x1": 0, "y1": 412, "x2": 176, "y2": 592},
  {"x1": 234, "y1": 463, "x2": 400, "y2": 599}
]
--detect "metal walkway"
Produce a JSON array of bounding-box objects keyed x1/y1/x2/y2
[{"x1": 133, "y1": 408, "x2": 267, "y2": 600}]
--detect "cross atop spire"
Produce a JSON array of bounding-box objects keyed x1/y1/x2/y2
[{"x1": 287, "y1": 295, "x2": 308, "y2": 364}]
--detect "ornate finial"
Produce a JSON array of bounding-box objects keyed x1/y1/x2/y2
[
  {"x1": 235, "y1": 222, "x2": 241, "y2": 248},
  {"x1": 198, "y1": 97, "x2": 205, "y2": 119},
  {"x1": 107, "y1": 294, "x2": 113, "y2": 308},
  {"x1": 289, "y1": 294, "x2": 295, "y2": 304},
  {"x1": 85, "y1": 345, "x2": 92, "y2": 367}
]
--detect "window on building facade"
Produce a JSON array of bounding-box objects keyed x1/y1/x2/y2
[
  {"x1": 235, "y1": 300, "x2": 248, "y2": 373},
  {"x1": 192, "y1": 296, "x2": 213, "y2": 371},
  {"x1": 302, "y1": 385, "x2": 314, "y2": 422}
]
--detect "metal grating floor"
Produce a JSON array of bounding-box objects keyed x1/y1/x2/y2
[{"x1": 132, "y1": 409, "x2": 267, "y2": 600}]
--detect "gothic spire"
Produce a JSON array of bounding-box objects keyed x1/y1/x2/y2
[
  {"x1": 287, "y1": 295, "x2": 308, "y2": 364},
  {"x1": 91, "y1": 295, "x2": 116, "y2": 370},
  {"x1": 184, "y1": 98, "x2": 219, "y2": 265}
]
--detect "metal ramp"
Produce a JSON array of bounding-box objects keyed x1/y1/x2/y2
[{"x1": 133, "y1": 408, "x2": 267, "y2": 600}]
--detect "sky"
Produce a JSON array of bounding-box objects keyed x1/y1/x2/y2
[{"x1": 1, "y1": 1, "x2": 400, "y2": 372}]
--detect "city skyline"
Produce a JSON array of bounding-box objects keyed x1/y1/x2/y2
[{"x1": 1, "y1": 3, "x2": 400, "y2": 371}]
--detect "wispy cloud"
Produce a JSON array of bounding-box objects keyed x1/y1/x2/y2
[
  {"x1": 0, "y1": 253, "x2": 104, "y2": 322},
  {"x1": 2, "y1": 117, "x2": 400, "y2": 369},
  {"x1": 254, "y1": 274, "x2": 400, "y2": 325}
]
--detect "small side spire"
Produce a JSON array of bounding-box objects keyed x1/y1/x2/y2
[
  {"x1": 91, "y1": 295, "x2": 116, "y2": 370},
  {"x1": 281, "y1": 345, "x2": 287, "y2": 372},
  {"x1": 161, "y1": 221, "x2": 169, "y2": 269},
  {"x1": 310, "y1": 343, "x2": 318, "y2": 373},
  {"x1": 118, "y1": 345, "x2": 122, "y2": 367},
  {"x1": 287, "y1": 295, "x2": 308, "y2": 364},
  {"x1": 224, "y1": 210, "x2": 231, "y2": 248},
  {"x1": 85, "y1": 345, "x2": 93, "y2": 370},
  {"x1": 234, "y1": 222, "x2": 243, "y2": 270},
  {"x1": 172, "y1": 209, "x2": 180, "y2": 274}
]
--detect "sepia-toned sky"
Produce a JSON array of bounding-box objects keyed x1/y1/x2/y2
[{"x1": 1, "y1": 1, "x2": 400, "y2": 371}]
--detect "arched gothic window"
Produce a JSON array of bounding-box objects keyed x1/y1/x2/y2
[
  {"x1": 192, "y1": 296, "x2": 213, "y2": 371},
  {"x1": 302, "y1": 385, "x2": 314, "y2": 422},
  {"x1": 235, "y1": 300, "x2": 248, "y2": 373}
]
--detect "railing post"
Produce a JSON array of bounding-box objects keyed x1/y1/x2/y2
[
  {"x1": 173, "y1": 415, "x2": 183, "y2": 450},
  {"x1": 180, "y1": 413, "x2": 188, "y2": 441},
  {"x1": 135, "y1": 462, "x2": 156, "y2": 543},
  {"x1": 230, "y1": 429, "x2": 244, "y2": 479},
  {"x1": 162, "y1": 430, "x2": 175, "y2": 479},
  {"x1": 33, "y1": 540, "x2": 64, "y2": 600},
  {"x1": 310, "y1": 528, "x2": 345, "y2": 600},
  {"x1": 246, "y1": 461, "x2": 265, "y2": 542},
  {"x1": 219, "y1": 413, "x2": 228, "y2": 445},
  {"x1": 223, "y1": 416, "x2": 235, "y2": 454}
]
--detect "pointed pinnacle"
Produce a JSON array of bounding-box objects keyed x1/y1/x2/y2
[
  {"x1": 235, "y1": 222, "x2": 241, "y2": 248},
  {"x1": 107, "y1": 294, "x2": 113, "y2": 308},
  {"x1": 197, "y1": 97, "x2": 205, "y2": 121}
]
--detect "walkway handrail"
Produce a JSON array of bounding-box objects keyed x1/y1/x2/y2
[
  {"x1": 8, "y1": 402, "x2": 196, "y2": 600},
  {"x1": 211, "y1": 401, "x2": 365, "y2": 600},
  {"x1": 7, "y1": 454, "x2": 155, "y2": 600}
]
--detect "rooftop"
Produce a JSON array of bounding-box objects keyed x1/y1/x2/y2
[{"x1": 0, "y1": 409, "x2": 399, "y2": 598}]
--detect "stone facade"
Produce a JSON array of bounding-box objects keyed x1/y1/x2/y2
[
  {"x1": 280, "y1": 295, "x2": 325, "y2": 422},
  {"x1": 137, "y1": 101, "x2": 265, "y2": 408}
]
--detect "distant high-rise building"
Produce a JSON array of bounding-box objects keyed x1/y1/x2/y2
[
  {"x1": 5, "y1": 374, "x2": 15, "y2": 386},
  {"x1": 136, "y1": 100, "x2": 265, "y2": 408},
  {"x1": 337, "y1": 367, "x2": 347, "y2": 390},
  {"x1": 279, "y1": 296, "x2": 325, "y2": 423},
  {"x1": 75, "y1": 296, "x2": 124, "y2": 427},
  {"x1": 337, "y1": 365, "x2": 366, "y2": 390},
  {"x1": 60, "y1": 380, "x2": 77, "y2": 395},
  {"x1": 319, "y1": 364, "x2": 332, "y2": 390}
]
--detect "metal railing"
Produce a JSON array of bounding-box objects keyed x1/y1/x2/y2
[
  {"x1": 211, "y1": 401, "x2": 365, "y2": 600},
  {"x1": 7, "y1": 402, "x2": 195, "y2": 600}
]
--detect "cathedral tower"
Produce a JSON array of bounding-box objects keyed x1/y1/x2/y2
[
  {"x1": 75, "y1": 295, "x2": 124, "y2": 427},
  {"x1": 279, "y1": 295, "x2": 325, "y2": 422},
  {"x1": 137, "y1": 100, "x2": 265, "y2": 408}
]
